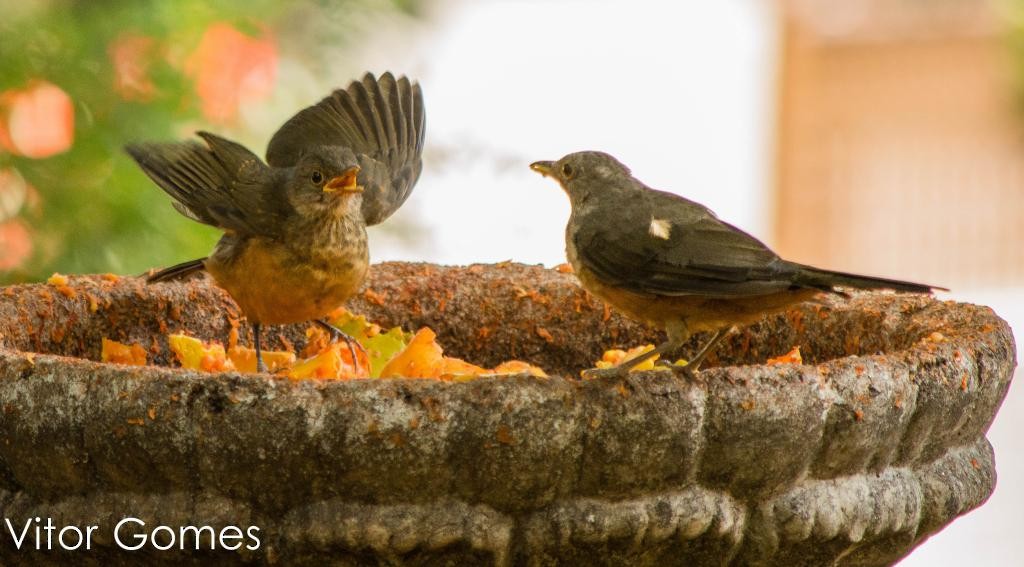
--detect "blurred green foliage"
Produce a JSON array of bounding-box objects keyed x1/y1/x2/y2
[{"x1": 0, "y1": 0, "x2": 420, "y2": 284}]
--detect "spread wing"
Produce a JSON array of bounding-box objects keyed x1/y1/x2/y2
[
  {"x1": 126, "y1": 132, "x2": 287, "y2": 237},
  {"x1": 573, "y1": 188, "x2": 802, "y2": 297},
  {"x1": 265, "y1": 72, "x2": 425, "y2": 225}
]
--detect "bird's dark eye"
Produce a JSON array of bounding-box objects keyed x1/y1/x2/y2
[
  {"x1": 561, "y1": 163, "x2": 575, "y2": 178},
  {"x1": 311, "y1": 170, "x2": 324, "y2": 185}
]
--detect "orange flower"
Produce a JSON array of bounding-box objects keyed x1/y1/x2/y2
[
  {"x1": 0, "y1": 81, "x2": 74, "y2": 158},
  {"x1": 185, "y1": 23, "x2": 277, "y2": 123},
  {"x1": 0, "y1": 219, "x2": 31, "y2": 271},
  {"x1": 109, "y1": 33, "x2": 158, "y2": 101}
]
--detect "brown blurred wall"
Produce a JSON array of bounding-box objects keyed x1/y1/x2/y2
[{"x1": 773, "y1": 0, "x2": 1024, "y2": 288}]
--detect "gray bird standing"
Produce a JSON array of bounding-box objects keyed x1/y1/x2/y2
[
  {"x1": 531, "y1": 151, "x2": 942, "y2": 378},
  {"x1": 127, "y1": 72, "x2": 425, "y2": 372}
]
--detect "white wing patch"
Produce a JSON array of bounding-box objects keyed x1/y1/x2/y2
[{"x1": 649, "y1": 218, "x2": 671, "y2": 240}]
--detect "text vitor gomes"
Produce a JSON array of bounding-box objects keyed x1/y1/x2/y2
[{"x1": 4, "y1": 517, "x2": 261, "y2": 552}]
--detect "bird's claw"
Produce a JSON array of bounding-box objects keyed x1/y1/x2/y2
[
  {"x1": 580, "y1": 366, "x2": 630, "y2": 380},
  {"x1": 339, "y1": 333, "x2": 365, "y2": 371},
  {"x1": 316, "y1": 320, "x2": 367, "y2": 373},
  {"x1": 650, "y1": 360, "x2": 698, "y2": 379},
  {"x1": 672, "y1": 363, "x2": 700, "y2": 380},
  {"x1": 654, "y1": 359, "x2": 700, "y2": 380}
]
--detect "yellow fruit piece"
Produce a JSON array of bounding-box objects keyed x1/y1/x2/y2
[
  {"x1": 324, "y1": 308, "x2": 409, "y2": 377},
  {"x1": 167, "y1": 333, "x2": 234, "y2": 372},
  {"x1": 439, "y1": 357, "x2": 489, "y2": 380},
  {"x1": 287, "y1": 342, "x2": 368, "y2": 380},
  {"x1": 378, "y1": 327, "x2": 549, "y2": 381},
  {"x1": 766, "y1": 346, "x2": 802, "y2": 366},
  {"x1": 594, "y1": 345, "x2": 658, "y2": 371},
  {"x1": 227, "y1": 346, "x2": 296, "y2": 373},
  {"x1": 101, "y1": 338, "x2": 147, "y2": 366},
  {"x1": 362, "y1": 327, "x2": 410, "y2": 378},
  {"x1": 379, "y1": 327, "x2": 445, "y2": 378},
  {"x1": 45, "y1": 272, "x2": 77, "y2": 298},
  {"x1": 492, "y1": 360, "x2": 548, "y2": 377}
]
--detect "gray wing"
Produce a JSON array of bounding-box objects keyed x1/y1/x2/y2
[
  {"x1": 265, "y1": 72, "x2": 425, "y2": 225},
  {"x1": 126, "y1": 132, "x2": 287, "y2": 237},
  {"x1": 573, "y1": 188, "x2": 802, "y2": 297}
]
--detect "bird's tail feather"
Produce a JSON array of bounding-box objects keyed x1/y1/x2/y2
[
  {"x1": 794, "y1": 264, "x2": 945, "y2": 294},
  {"x1": 147, "y1": 258, "x2": 207, "y2": 283}
]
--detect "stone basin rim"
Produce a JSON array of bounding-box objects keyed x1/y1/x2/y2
[
  {"x1": 0, "y1": 262, "x2": 1015, "y2": 566},
  {"x1": 0, "y1": 262, "x2": 1007, "y2": 380}
]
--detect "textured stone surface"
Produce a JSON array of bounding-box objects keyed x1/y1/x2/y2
[{"x1": 0, "y1": 262, "x2": 1015, "y2": 565}]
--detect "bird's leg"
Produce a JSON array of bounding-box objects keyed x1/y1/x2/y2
[
  {"x1": 581, "y1": 320, "x2": 690, "y2": 379},
  {"x1": 665, "y1": 326, "x2": 735, "y2": 379},
  {"x1": 315, "y1": 319, "x2": 367, "y2": 374},
  {"x1": 253, "y1": 322, "x2": 267, "y2": 373},
  {"x1": 686, "y1": 327, "x2": 734, "y2": 370},
  {"x1": 581, "y1": 344, "x2": 667, "y2": 379}
]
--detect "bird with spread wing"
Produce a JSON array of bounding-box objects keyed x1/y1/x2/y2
[{"x1": 127, "y1": 72, "x2": 425, "y2": 372}]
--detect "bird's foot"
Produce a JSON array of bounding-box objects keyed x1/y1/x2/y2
[
  {"x1": 676, "y1": 364, "x2": 699, "y2": 381},
  {"x1": 256, "y1": 356, "x2": 268, "y2": 373},
  {"x1": 580, "y1": 366, "x2": 631, "y2": 380},
  {"x1": 655, "y1": 359, "x2": 700, "y2": 380},
  {"x1": 316, "y1": 320, "x2": 367, "y2": 373}
]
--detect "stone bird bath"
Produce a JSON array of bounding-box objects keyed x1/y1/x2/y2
[{"x1": 0, "y1": 262, "x2": 1015, "y2": 565}]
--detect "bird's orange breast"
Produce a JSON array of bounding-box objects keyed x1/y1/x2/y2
[{"x1": 206, "y1": 237, "x2": 368, "y2": 325}]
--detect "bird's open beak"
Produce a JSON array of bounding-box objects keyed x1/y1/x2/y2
[
  {"x1": 530, "y1": 161, "x2": 555, "y2": 177},
  {"x1": 324, "y1": 166, "x2": 363, "y2": 193}
]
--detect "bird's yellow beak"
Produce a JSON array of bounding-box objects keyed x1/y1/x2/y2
[
  {"x1": 530, "y1": 161, "x2": 555, "y2": 177},
  {"x1": 324, "y1": 166, "x2": 363, "y2": 193}
]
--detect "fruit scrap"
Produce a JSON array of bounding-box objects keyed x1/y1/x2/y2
[
  {"x1": 86, "y1": 292, "x2": 100, "y2": 313},
  {"x1": 492, "y1": 360, "x2": 548, "y2": 378},
  {"x1": 301, "y1": 326, "x2": 332, "y2": 358},
  {"x1": 363, "y1": 288, "x2": 387, "y2": 305},
  {"x1": 288, "y1": 342, "x2": 369, "y2": 380},
  {"x1": 101, "y1": 338, "x2": 147, "y2": 366},
  {"x1": 766, "y1": 346, "x2": 803, "y2": 366},
  {"x1": 380, "y1": 327, "x2": 548, "y2": 380},
  {"x1": 105, "y1": 307, "x2": 549, "y2": 381},
  {"x1": 227, "y1": 323, "x2": 240, "y2": 349},
  {"x1": 379, "y1": 328, "x2": 447, "y2": 379},
  {"x1": 228, "y1": 346, "x2": 295, "y2": 373},
  {"x1": 167, "y1": 333, "x2": 300, "y2": 374},
  {"x1": 536, "y1": 326, "x2": 554, "y2": 343},
  {"x1": 439, "y1": 357, "x2": 490, "y2": 380},
  {"x1": 46, "y1": 272, "x2": 77, "y2": 299},
  {"x1": 167, "y1": 333, "x2": 233, "y2": 372},
  {"x1": 326, "y1": 309, "x2": 410, "y2": 377},
  {"x1": 356, "y1": 327, "x2": 409, "y2": 377},
  {"x1": 595, "y1": 345, "x2": 658, "y2": 372}
]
